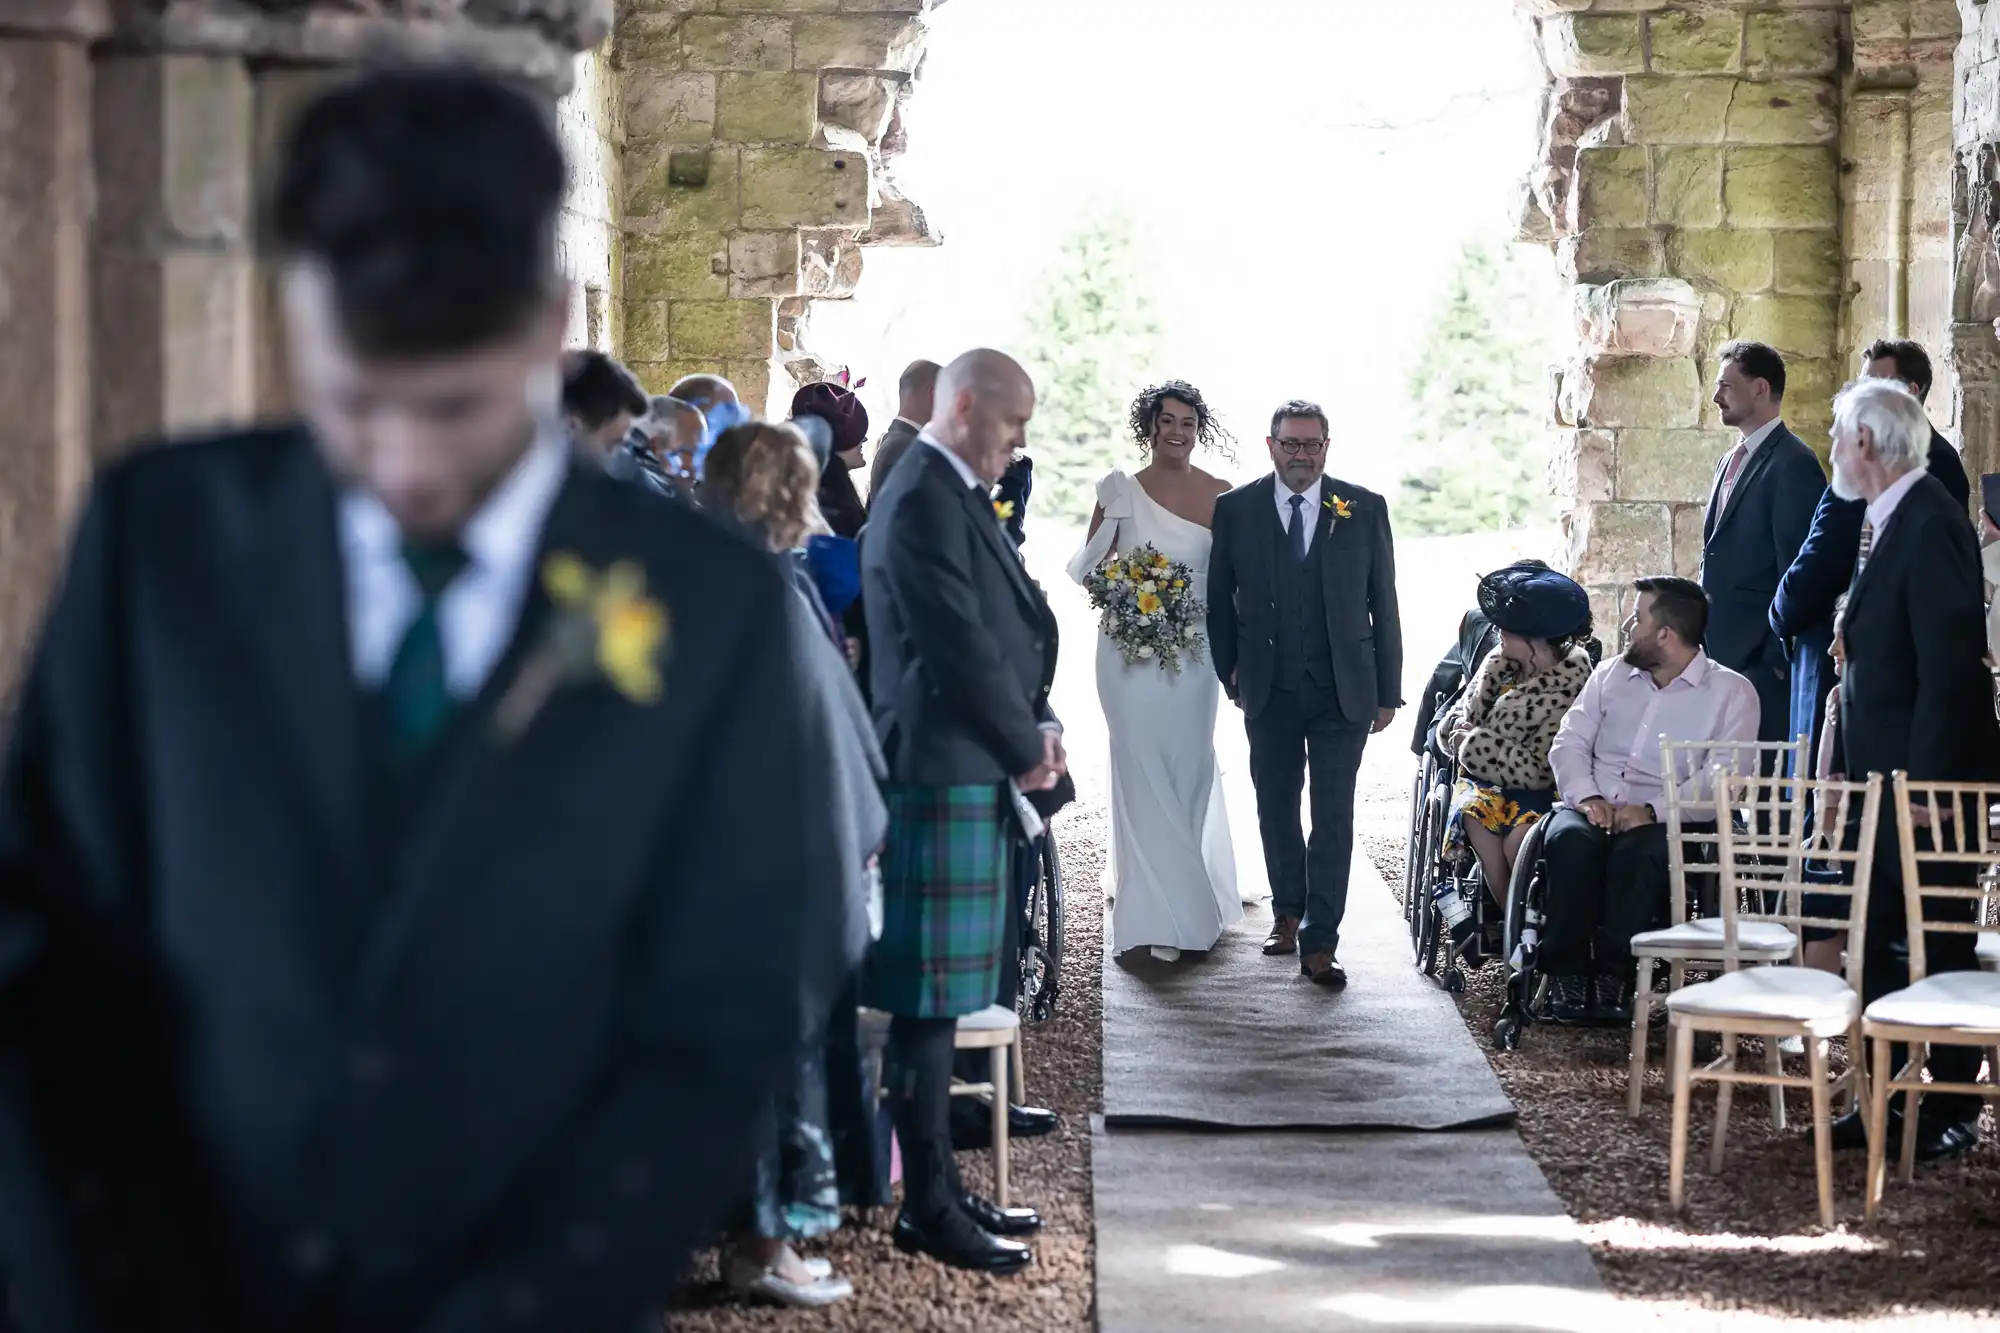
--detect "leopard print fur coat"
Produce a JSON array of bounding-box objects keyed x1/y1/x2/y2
[{"x1": 1440, "y1": 645, "x2": 1593, "y2": 791}]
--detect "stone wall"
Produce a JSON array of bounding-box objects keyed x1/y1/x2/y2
[
  {"x1": 559, "y1": 45, "x2": 627, "y2": 352},
  {"x1": 614, "y1": 0, "x2": 938, "y2": 416},
  {"x1": 1951, "y1": 0, "x2": 2000, "y2": 483},
  {"x1": 1518, "y1": 0, "x2": 1960, "y2": 629}
]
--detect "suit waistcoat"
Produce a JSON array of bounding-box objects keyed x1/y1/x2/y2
[{"x1": 1271, "y1": 508, "x2": 1335, "y2": 691}]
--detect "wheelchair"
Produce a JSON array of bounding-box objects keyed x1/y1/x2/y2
[{"x1": 1017, "y1": 828, "x2": 1064, "y2": 1023}]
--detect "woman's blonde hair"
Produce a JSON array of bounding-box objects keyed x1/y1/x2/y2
[{"x1": 702, "y1": 420, "x2": 827, "y2": 552}]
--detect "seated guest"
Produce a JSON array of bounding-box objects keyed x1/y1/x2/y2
[
  {"x1": 700, "y1": 420, "x2": 890, "y2": 1305},
  {"x1": 869, "y1": 358, "x2": 941, "y2": 502},
  {"x1": 1544, "y1": 576, "x2": 1760, "y2": 1016},
  {"x1": 560, "y1": 348, "x2": 647, "y2": 455},
  {"x1": 1436, "y1": 565, "x2": 1594, "y2": 915},
  {"x1": 1772, "y1": 337, "x2": 1974, "y2": 778}
]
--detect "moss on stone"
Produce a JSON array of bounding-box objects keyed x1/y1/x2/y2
[
  {"x1": 1745, "y1": 10, "x2": 1840, "y2": 75},
  {"x1": 1733, "y1": 293, "x2": 1837, "y2": 357},
  {"x1": 741, "y1": 146, "x2": 867, "y2": 229},
  {"x1": 1552, "y1": 14, "x2": 1646, "y2": 76},
  {"x1": 1623, "y1": 76, "x2": 1733, "y2": 145},
  {"x1": 625, "y1": 230, "x2": 729, "y2": 302},
  {"x1": 1615, "y1": 428, "x2": 1736, "y2": 502},
  {"x1": 1560, "y1": 228, "x2": 1667, "y2": 284},
  {"x1": 626, "y1": 146, "x2": 741, "y2": 230},
  {"x1": 1771, "y1": 230, "x2": 1842, "y2": 294},
  {"x1": 1667, "y1": 227, "x2": 1774, "y2": 292},
  {"x1": 1723, "y1": 146, "x2": 1838, "y2": 229},
  {"x1": 681, "y1": 16, "x2": 792, "y2": 71},
  {"x1": 1648, "y1": 10, "x2": 1743, "y2": 75},
  {"x1": 1654, "y1": 147, "x2": 1725, "y2": 226},
  {"x1": 1571, "y1": 145, "x2": 1650, "y2": 231},
  {"x1": 1575, "y1": 356, "x2": 1702, "y2": 430},
  {"x1": 1726, "y1": 78, "x2": 1839, "y2": 145},
  {"x1": 716, "y1": 71, "x2": 818, "y2": 143},
  {"x1": 670, "y1": 299, "x2": 777, "y2": 358}
]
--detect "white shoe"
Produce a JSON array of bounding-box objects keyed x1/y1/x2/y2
[
  {"x1": 1150, "y1": 946, "x2": 1182, "y2": 963},
  {"x1": 1779, "y1": 1036, "x2": 1804, "y2": 1056},
  {"x1": 724, "y1": 1254, "x2": 853, "y2": 1307}
]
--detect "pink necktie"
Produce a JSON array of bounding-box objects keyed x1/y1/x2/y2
[{"x1": 1714, "y1": 443, "x2": 1749, "y2": 517}]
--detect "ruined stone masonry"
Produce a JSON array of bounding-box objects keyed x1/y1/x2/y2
[{"x1": 1516, "y1": 0, "x2": 1963, "y2": 630}]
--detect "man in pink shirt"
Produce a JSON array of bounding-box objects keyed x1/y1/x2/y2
[{"x1": 1540, "y1": 576, "x2": 1761, "y2": 1016}]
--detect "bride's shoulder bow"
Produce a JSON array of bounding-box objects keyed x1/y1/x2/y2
[{"x1": 1096, "y1": 469, "x2": 1136, "y2": 518}]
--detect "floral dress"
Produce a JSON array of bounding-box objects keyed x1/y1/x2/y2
[{"x1": 1438, "y1": 646, "x2": 1593, "y2": 859}]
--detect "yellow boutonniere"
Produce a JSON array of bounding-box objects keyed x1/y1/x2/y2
[
  {"x1": 1324, "y1": 493, "x2": 1354, "y2": 521},
  {"x1": 993, "y1": 500, "x2": 1016, "y2": 522},
  {"x1": 494, "y1": 553, "x2": 671, "y2": 740}
]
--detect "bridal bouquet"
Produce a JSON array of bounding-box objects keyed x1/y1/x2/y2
[{"x1": 1082, "y1": 544, "x2": 1207, "y2": 675}]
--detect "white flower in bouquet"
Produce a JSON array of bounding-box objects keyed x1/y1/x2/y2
[{"x1": 1079, "y1": 542, "x2": 1209, "y2": 675}]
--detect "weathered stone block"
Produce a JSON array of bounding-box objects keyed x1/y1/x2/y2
[
  {"x1": 1568, "y1": 356, "x2": 1702, "y2": 429},
  {"x1": 718, "y1": 0, "x2": 837, "y2": 10},
  {"x1": 1733, "y1": 293, "x2": 1837, "y2": 357},
  {"x1": 93, "y1": 54, "x2": 254, "y2": 246},
  {"x1": 616, "y1": 14, "x2": 684, "y2": 68},
  {"x1": 1616, "y1": 428, "x2": 1735, "y2": 502},
  {"x1": 792, "y1": 14, "x2": 926, "y2": 72},
  {"x1": 1671, "y1": 504, "x2": 1706, "y2": 578},
  {"x1": 1648, "y1": 9, "x2": 1742, "y2": 74},
  {"x1": 1781, "y1": 357, "x2": 1842, "y2": 438},
  {"x1": 717, "y1": 71, "x2": 818, "y2": 142},
  {"x1": 623, "y1": 300, "x2": 672, "y2": 362},
  {"x1": 626, "y1": 144, "x2": 741, "y2": 230},
  {"x1": 622, "y1": 70, "x2": 715, "y2": 146},
  {"x1": 1723, "y1": 146, "x2": 1838, "y2": 229},
  {"x1": 840, "y1": 0, "x2": 932, "y2": 10},
  {"x1": 1549, "y1": 429, "x2": 1615, "y2": 505},
  {"x1": 625, "y1": 230, "x2": 728, "y2": 301},
  {"x1": 1543, "y1": 14, "x2": 1646, "y2": 77},
  {"x1": 819, "y1": 73, "x2": 899, "y2": 141},
  {"x1": 1726, "y1": 79, "x2": 1838, "y2": 144},
  {"x1": 1574, "y1": 279, "x2": 1701, "y2": 358},
  {"x1": 740, "y1": 145, "x2": 868, "y2": 228},
  {"x1": 671, "y1": 299, "x2": 777, "y2": 358},
  {"x1": 1668, "y1": 227, "x2": 1774, "y2": 292},
  {"x1": 682, "y1": 16, "x2": 792, "y2": 71},
  {"x1": 1772, "y1": 230, "x2": 1841, "y2": 294},
  {"x1": 1654, "y1": 147, "x2": 1724, "y2": 227},
  {"x1": 1558, "y1": 228, "x2": 1666, "y2": 283},
  {"x1": 1569, "y1": 145, "x2": 1649, "y2": 231},
  {"x1": 730, "y1": 231, "x2": 802, "y2": 299},
  {"x1": 1745, "y1": 10, "x2": 1840, "y2": 76},
  {"x1": 1570, "y1": 501, "x2": 1675, "y2": 584},
  {"x1": 1623, "y1": 76, "x2": 1732, "y2": 144}
]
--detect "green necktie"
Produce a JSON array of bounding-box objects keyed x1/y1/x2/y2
[{"x1": 382, "y1": 542, "x2": 470, "y2": 769}]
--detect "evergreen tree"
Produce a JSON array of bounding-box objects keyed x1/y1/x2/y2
[
  {"x1": 1015, "y1": 199, "x2": 1168, "y2": 526},
  {"x1": 1396, "y1": 233, "x2": 1560, "y2": 536}
]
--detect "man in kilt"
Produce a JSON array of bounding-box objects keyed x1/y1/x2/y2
[{"x1": 862, "y1": 349, "x2": 1064, "y2": 1274}]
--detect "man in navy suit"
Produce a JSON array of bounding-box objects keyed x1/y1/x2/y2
[
  {"x1": 1699, "y1": 340, "x2": 1827, "y2": 744},
  {"x1": 1770, "y1": 338, "x2": 1971, "y2": 773}
]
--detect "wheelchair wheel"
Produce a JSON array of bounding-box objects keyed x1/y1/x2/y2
[
  {"x1": 1018, "y1": 831, "x2": 1064, "y2": 1023},
  {"x1": 1493, "y1": 817, "x2": 1551, "y2": 1051},
  {"x1": 1402, "y1": 757, "x2": 1430, "y2": 924}
]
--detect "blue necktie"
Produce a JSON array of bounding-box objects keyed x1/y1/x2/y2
[{"x1": 1288, "y1": 494, "x2": 1308, "y2": 562}]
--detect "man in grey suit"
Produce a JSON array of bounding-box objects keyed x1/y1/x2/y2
[
  {"x1": 1209, "y1": 400, "x2": 1404, "y2": 986},
  {"x1": 866, "y1": 358, "x2": 941, "y2": 503}
]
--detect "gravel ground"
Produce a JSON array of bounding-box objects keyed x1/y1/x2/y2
[
  {"x1": 670, "y1": 800, "x2": 1106, "y2": 1333},
  {"x1": 1357, "y1": 746, "x2": 2000, "y2": 1328}
]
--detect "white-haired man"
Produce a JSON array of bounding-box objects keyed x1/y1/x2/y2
[{"x1": 1825, "y1": 377, "x2": 2000, "y2": 1162}]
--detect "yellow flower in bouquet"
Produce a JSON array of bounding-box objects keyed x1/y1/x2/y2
[
  {"x1": 1136, "y1": 590, "x2": 1163, "y2": 616},
  {"x1": 1080, "y1": 541, "x2": 1207, "y2": 675}
]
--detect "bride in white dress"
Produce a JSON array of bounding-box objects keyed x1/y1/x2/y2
[{"x1": 1066, "y1": 382, "x2": 1239, "y2": 962}]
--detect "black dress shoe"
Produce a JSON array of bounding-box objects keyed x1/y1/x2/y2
[
  {"x1": 1829, "y1": 1106, "x2": 1880, "y2": 1152},
  {"x1": 950, "y1": 1102, "x2": 1060, "y2": 1151},
  {"x1": 1913, "y1": 1117, "x2": 1981, "y2": 1163},
  {"x1": 893, "y1": 1207, "x2": 1033, "y2": 1274},
  {"x1": 961, "y1": 1191, "x2": 1042, "y2": 1236}
]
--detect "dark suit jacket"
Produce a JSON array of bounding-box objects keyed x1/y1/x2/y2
[
  {"x1": 1770, "y1": 428, "x2": 1972, "y2": 758},
  {"x1": 0, "y1": 427, "x2": 850, "y2": 1333},
  {"x1": 1700, "y1": 424, "x2": 1825, "y2": 737},
  {"x1": 1839, "y1": 471, "x2": 2000, "y2": 783},
  {"x1": 866, "y1": 419, "x2": 922, "y2": 508},
  {"x1": 862, "y1": 442, "x2": 1057, "y2": 785},
  {"x1": 1208, "y1": 475, "x2": 1404, "y2": 725},
  {"x1": 994, "y1": 455, "x2": 1033, "y2": 548}
]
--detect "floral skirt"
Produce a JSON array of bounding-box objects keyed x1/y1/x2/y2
[{"x1": 1443, "y1": 780, "x2": 1554, "y2": 863}]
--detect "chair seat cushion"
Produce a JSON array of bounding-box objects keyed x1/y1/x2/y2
[
  {"x1": 1667, "y1": 967, "x2": 1859, "y2": 1026},
  {"x1": 957, "y1": 1003, "x2": 1021, "y2": 1034},
  {"x1": 1977, "y1": 931, "x2": 2000, "y2": 974},
  {"x1": 1631, "y1": 918, "x2": 1797, "y2": 958},
  {"x1": 1864, "y1": 971, "x2": 2000, "y2": 1033}
]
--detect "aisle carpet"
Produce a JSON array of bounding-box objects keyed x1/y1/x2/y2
[{"x1": 1101, "y1": 850, "x2": 1514, "y2": 1130}]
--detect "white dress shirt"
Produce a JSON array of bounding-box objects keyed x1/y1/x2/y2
[
  {"x1": 920, "y1": 431, "x2": 982, "y2": 491},
  {"x1": 1274, "y1": 476, "x2": 1327, "y2": 555},
  {"x1": 338, "y1": 430, "x2": 570, "y2": 698},
  {"x1": 1863, "y1": 464, "x2": 1929, "y2": 545},
  {"x1": 1547, "y1": 651, "x2": 1762, "y2": 813}
]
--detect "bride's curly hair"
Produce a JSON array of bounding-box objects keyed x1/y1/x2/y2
[{"x1": 1129, "y1": 380, "x2": 1236, "y2": 462}]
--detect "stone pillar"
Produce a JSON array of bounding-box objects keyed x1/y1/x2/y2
[
  {"x1": 1953, "y1": 0, "x2": 2000, "y2": 480},
  {"x1": 618, "y1": 1, "x2": 937, "y2": 415},
  {"x1": 1520, "y1": 1, "x2": 1847, "y2": 628},
  {"x1": 0, "y1": 4, "x2": 103, "y2": 680}
]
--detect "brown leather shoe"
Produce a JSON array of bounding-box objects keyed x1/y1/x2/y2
[
  {"x1": 1262, "y1": 917, "x2": 1300, "y2": 956},
  {"x1": 1301, "y1": 952, "x2": 1348, "y2": 987}
]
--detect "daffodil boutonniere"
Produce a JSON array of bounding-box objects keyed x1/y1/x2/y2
[
  {"x1": 993, "y1": 499, "x2": 1016, "y2": 523},
  {"x1": 1324, "y1": 492, "x2": 1354, "y2": 523},
  {"x1": 494, "y1": 553, "x2": 671, "y2": 741}
]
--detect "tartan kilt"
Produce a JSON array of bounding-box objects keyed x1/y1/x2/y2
[{"x1": 866, "y1": 783, "x2": 1010, "y2": 1019}]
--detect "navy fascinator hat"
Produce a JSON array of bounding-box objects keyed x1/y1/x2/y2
[{"x1": 1477, "y1": 561, "x2": 1591, "y2": 643}]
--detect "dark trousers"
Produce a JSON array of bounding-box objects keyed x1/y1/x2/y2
[
  {"x1": 952, "y1": 836, "x2": 1029, "y2": 1088},
  {"x1": 886, "y1": 1015, "x2": 959, "y2": 1219},
  {"x1": 1246, "y1": 685, "x2": 1369, "y2": 956},
  {"x1": 1743, "y1": 658, "x2": 1792, "y2": 746},
  {"x1": 1540, "y1": 809, "x2": 1672, "y2": 976}
]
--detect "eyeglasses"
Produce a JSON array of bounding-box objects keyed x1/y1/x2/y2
[{"x1": 1275, "y1": 437, "x2": 1328, "y2": 455}]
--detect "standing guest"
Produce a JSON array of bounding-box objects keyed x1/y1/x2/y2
[
  {"x1": 701, "y1": 420, "x2": 889, "y2": 1309},
  {"x1": 867, "y1": 358, "x2": 942, "y2": 502},
  {"x1": 560, "y1": 348, "x2": 647, "y2": 455},
  {"x1": 1208, "y1": 400, "x2": 1404, "y2": 987},
  {"x1": 0, "y1": 67, "x2": 850, "y2": 1333},
  {"x1": 1822, "y1": 378, "x2": 1999, "y2": 1163},
  {"x1": 994, "y1": 451, "x2": 1034, "y2": 548},
  {"x1": 862, "y1": 349, "x2": 1060, "y2": 1274},
  {"x1": 668, "y1": 372, "x2": 739, "y2": 421},
  {"x1": 1980, "y1": 475, "x2": 2000, "y2": 663},
  {"x1": 1700, "y1": 340, "x2": 1827, "y2": 744},
  {"x1": 795, "y1": 382, "x2": 871, "y2": 540},
  {"x1": 1771, "y1": 338, "x2": 1972, "y2": 779},
  {"x1": 1543, "y1": 577, "x2": 1761, "y2": 1016},
  {"x1": 608, "y1": 397, "x2": 701, "y2": 502}
]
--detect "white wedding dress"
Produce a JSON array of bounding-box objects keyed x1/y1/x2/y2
[{"x1": 1066, "y1": 470, "x2": 1240, "y2": 955}]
